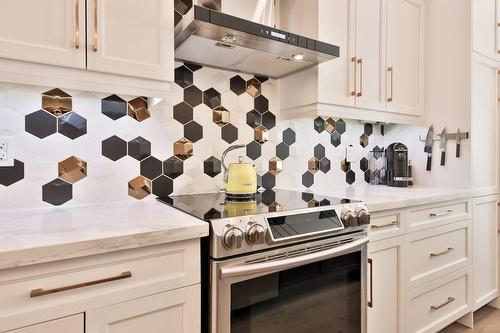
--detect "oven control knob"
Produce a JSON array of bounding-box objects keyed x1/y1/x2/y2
[
  {"x1": 246, "y1": 222, "x2": 266, "y2": 245},
  {"x1": 222, "y1": 225, "x2": 243, "y2": 249},
  {"x1": 355, "y1": 207, "x2": 371, "y2": 225},
  {"x1": 341, "y1": 208, "x2": 358, "y2": 227}
]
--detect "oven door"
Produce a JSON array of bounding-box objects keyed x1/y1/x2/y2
[{"x1": 210, "y1": 236, "x2": 368, "y2": 333}]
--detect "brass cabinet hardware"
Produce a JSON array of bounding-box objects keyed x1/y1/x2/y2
[
  {"x1": 30, "y1": 271, "x2": 132, "y2": 298},
  {"x1": 351, "y1": 57, "x2": 357, "y2": 96},
  {"x1": 75, "y1": 0, "x2": 80, "y2": 49},
  {"x1": 357, "y1": 58, "x2": 363, "y2": 97},
  {"x1": 93, "y1": 0, "x2": 98, "y2": 52},
  {"x1": 430, "y1": 296, "x2": 455, "y2": 310},
  {"x1": 387, "y1": 67, "x2": 393, "y2": 102},
  {"x1": 429, "y1": 209, "x2": 453, "y2": 217},
  {"x1": 371, "y1": 221, "x2": 398, "y2": 229},
  {"x1": 498, "y1": 22, "x2": 500, "y2": 27},
  {"x1": 430, "y1": 247, "x2": 454, "y2": 257},
  {"x1": 368, "y1": 258, "x2": 373, "y2": 308}
]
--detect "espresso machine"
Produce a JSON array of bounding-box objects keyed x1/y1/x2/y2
[{"x1": 385, "y1": 142, "x2": 412, "y2": 187}]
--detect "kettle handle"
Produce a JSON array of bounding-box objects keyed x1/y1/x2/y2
[{"x1": 222, "y1": 144, "x2": 246, "y2": 179}]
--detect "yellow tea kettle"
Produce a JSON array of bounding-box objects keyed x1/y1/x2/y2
[{"x1": 222, "y1": 145, "x2": 257, "y2": 198}]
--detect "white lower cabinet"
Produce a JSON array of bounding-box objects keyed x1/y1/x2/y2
[
  {"x1": 6, "y1": 314, "x2": 83, "y2": 333},
  {"x1": 367, "y1": 237, "x2": 404, "y2": 333}
]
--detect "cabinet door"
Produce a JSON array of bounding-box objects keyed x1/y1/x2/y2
[
  {"x1": 354, "y1": 0, "x2": 386, "y2": 111},
  {"x1": 0, "y1": 0, "x2": 85, "y2": 69},
  {"x1": 367, "y1": 237, "x2": 404, "y2": 333},
  {"x1": 473, "y1": 195, "x2": 499, "y2": 310},
  {"x1": 386, "y1": 0, "x2": 425, "y2": 116},
  {"x1": 471, "y1": 54, "x2": 499, "y2": 194},
  {"x1": 86, "y1": 0, "x2": 174, "y2": 81},
  {"x1": 85, "y1": 285, "x2": 200, "y2": 333},
  {"x1": 6, "y1": 314, "x2": 83, "y2": 333},
  {"x1": 472, "y1": 0, "x2": 500, "y2": 61}
]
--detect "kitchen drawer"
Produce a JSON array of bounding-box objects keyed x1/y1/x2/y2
[
  {"x1": 406, "y1": 267, "x2": 472, "y2": 333},
  {"x1": 369, "y1": 209, "x2": 405, "y2": 241},
  {"x1": 406, "y1": 199, "x2": 471, "y2": 232},
  {"x1": 5, "y1": 314, "x2": 83, "y2": 333},
  {"x1": 0, "y1": 239, "x2": 199, "y2": 332},
  {"x1": 406, "y1": 221, "x2": 471, "y2": 289}
]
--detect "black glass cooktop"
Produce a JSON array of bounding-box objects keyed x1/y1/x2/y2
[{"x1": 158, "y1": 189, "x2": 355, "y2": 221}]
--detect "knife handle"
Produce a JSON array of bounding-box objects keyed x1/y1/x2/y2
[
  {"x1": 440, "y1": 151, "x2": 446, "y2": 166},
  {"x1": 426, "y1": 154, "x2": 432, "y2": 171},
  {"x1": 456, "y1": 142, "x2": 460, "y2": 158}
]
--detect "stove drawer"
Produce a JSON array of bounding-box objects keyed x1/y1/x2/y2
[
  {"x1": 369, "y1": 209, "x2": 405, "y2": 241},
  {"x1": 406, "y1": 267, "x2": 471, "y2": 333},
  {"x1": 406, "y1": 199, "x2": 471, "y2": 232}
]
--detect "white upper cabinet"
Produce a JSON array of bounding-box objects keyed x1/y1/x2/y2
[
  {"x1": 473, "y1": 0, "x2": 500, "y2": 61},
  {"x1": 0, "y1": 0, "x2": 86, "y2": 69},
  {"x1": 386, "y1": 0, "x2": 425, "y2": 116},
  {"x1": 86, "y1": 0, "x2": 174, "y2": 81}
]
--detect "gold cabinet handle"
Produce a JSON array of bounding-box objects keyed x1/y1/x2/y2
[
  {"x1": 351, "y1": 57, "x2": 357, "y2": 96},
  {"x1": 430, "y1": 297, "x2": 455, "y2": 310},
  {"x1": 357, "y1": 58, "x2": 363, "y2": 97},
  {"x1": 429, "y1": 209, "x2": 453, "y2": 217},
  {"x1": 430, "y1": 247, "x2": 454, "y2": 257},
  {"x1": 93, "y1": 0, "x2": 98, "y2": 52},
  {"x1": 371, "y1": 221, "x2": 398, "y2": 229},
  {"x1": 367, "y1": 258, "x2": 374, "y2": 308},
  {"x1": 387, "y1": 67, "x2": 393, "y2": 102},
  {"x1": 75, "y1": 0, "x2": 80, "y2": 49},
  {"x1": 30, "y1": 271, "x2": 132, "y2": 298}
]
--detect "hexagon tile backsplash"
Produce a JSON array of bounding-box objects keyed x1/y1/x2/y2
[{"x1": 0, "y1": 64, "x2": 385, "y2": 210}]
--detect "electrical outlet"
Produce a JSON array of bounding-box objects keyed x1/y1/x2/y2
[{"x1": 0, "y1": 136, "x2": 14, "y2": 167}]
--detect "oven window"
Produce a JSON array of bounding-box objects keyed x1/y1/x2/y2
[{"x1": 230, "y1": 251, "x2": 361, "y2": 333}]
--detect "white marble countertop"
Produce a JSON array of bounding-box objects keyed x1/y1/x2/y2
[{"x1": 0, "y1": 200, "x2": 208, "y2": 270}]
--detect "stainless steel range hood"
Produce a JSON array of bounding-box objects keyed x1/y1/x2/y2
[{"x1": 174, "y1": 1, "x2": 339, "y2": 79}]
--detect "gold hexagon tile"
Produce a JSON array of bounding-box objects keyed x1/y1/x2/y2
[
  {"x1": 360, "y1": 133, "x2": 369, "y2": 148},
  {"x1": 269, "y1": 157, "x2": 283, "y2": 175},
  {"x1": 308, "y1": 199, "x2": 319, "y2": 208},
  {"x1": 128, "y1": 176, "x2": 152, "y2": 200},
  {"x1": 246, "y1": 78, "x2": 261, "y2": 97},
  {"x1": 128, "y1": 97, "x2": 150, "y2": 122},
  {"x1": 254, "y1": 125, "x2": 269, "y2": 144},
  {"x1": 213, "y1": 106, "x2": 230, "y2": 127},
  {"x1": 325, "y1": 118, "x2": 336, "y2": 134},
  {"x1": 269, "y1": 202, "x2": 283, "y2": 212},
  {"x1": 308, "y1": 157, "x2": 320, "y2": 174},
  {"x1": 58, "y1": 156, "x2": 87, "y2": 183},
  {"x1": 42, "y1": 88, "x2": 72, "y2": 116},
  {"x1": 174, "y1": 138, "x2": 193, "y2": 160}
]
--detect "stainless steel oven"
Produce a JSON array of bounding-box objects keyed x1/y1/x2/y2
[{"x1": 210, "y1": 234, "x2": 368, "y2": 333}]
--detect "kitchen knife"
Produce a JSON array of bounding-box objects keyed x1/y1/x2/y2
[
  {"x1": 456, "y1": 129, "x2": 461, "y2": 158},
  {"x1": 439, "y1": 128, "x2": 447, "y2": 166},
  {"x1": 424, "y1": 125, "x2": 433, "y2": 171}
]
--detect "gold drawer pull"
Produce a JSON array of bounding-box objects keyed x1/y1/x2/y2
[
  {"x1": 357, "y1": 58, "x2": 363, "y2": 97},
  {"x1": 351, "y1": 57, "x2": 357, "y2": 96},
  {"x1": 430, "y1": 296, "x2": 455, "y2": 310},
  {"x1": 371, "y1": 221, "x2": 398, "y2": 229},
  {"x1": 368, "y1": 258, "x2": 373, "y2": 308},
  {"x1": 430, "y1": 247, "x2": 454, "y2": 257},
  {"x1": 93, "y1": 0, "x2": 98, "y2": 52},
  {"x1": 429, "y1": 209, "x2": 453, "y2": 217},
  {"x1": 30, "y1": 271, "x2": 132, "y2": 298},
  {"x1": 387, "y1": 67, "x2": 394, "y2": 102},
  {"x1": 75, "y1": 0, "x2": 80, "y2": 49}
]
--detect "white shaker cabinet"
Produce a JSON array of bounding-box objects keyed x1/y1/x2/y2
[
  {"x1": 472, "y1": 0, "x2": 500, "y2": 61},
  {"x1": 0, "y1": 0, "x2": 86, "y2": 69},
  {"x1": 5, "y1": 315, "x2": 83, "y2": 333}
]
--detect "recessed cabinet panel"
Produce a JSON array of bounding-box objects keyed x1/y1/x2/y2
[
  {"x1": 6, "y1": 314, "x2": 83, "y2": 333},
  {"x1": 472, "y1": 0, "x2": 499, "y2": 61},
  {"x1": 0, "y1": 0, "x2": 85, "y2": 68}
]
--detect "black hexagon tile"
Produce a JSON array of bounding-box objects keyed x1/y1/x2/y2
[
  {"x1": 163, "y1": 156, "x2": 184, "y2": 179},
  {"x1": 261, "y1": 172, "x2": 275, "y2": 189},
  {"x1": 360, "y1": 157, "x2": 369, "y2": 172},
  {"x1": 0, "y1": 159, "x2": 24, "y2": 186},
  {"x1": 255, "y1": 75, "x2": 269, "y2": 83},
  {"x1": 140, "y1": 156, "x2": 163, "y2": 180},
  {"x1": 261, "y1": 111, "x2": 276, "y2": 130},
  {"x1": 360, "y1": 133, "x2": 369, "y2": 148},
  {"x1": 128, "y1": 137, "x2": 151, "y2": 161},
  {"x1": 58, "y1": 112, "x2": 87, "y2": 139},
  {"x1": 373, "y1": 146, "x2": 384, "y2": 159},
  {"x1": 102, "y1": 94, "x2": 127, "y2": 120},
  {"x1": 42, "y1": 178, "x2": 72, "y2": 206},
  {"x1": 276, "y1": 142, "x2": 290, "y2": 160},
  {"x1": 246, "y1": 78, "x2": 261, "y2": 97},
  {"x1": 128, "y1": 97, "x2": 150, "y2": 122},
  {"x1": 336, "y1": 119, "x2": 346, "y2": 134},
  {"x1": 246, "y1": 110, "x2": 262, "y2": 128},
  {"x1": 213, "y1": 106, "x2": 230, "y2": 127},
  {"x1": 282, "y1": 128, "x2": 296, "y2": 145},
  {"x1": 320, "y1": 199, "x2": 331, "y2": 206},
  {"x1": 314, "y1": 144, "x2": 325, "y2": 159},
  {"x1": 184, "y1": 121, "x2": 203, "y2": 143},
  {"x1": 319, "y1": 158, "x2": 331, "y2": 173},
  {"x1": 174, "y1": 65, "x2": 193, "y2": 88},
  {"x1": 314, "y1": 117, "x2": 325, "y2": 133},
  {"x1": 102, "y1": 135, "x2": 127, "y2": 161},
  {"x1": 25, "y1": 110, "x2": 57, "y2": 139},
  {"x1": 246, "y1": 141, "x2": 262, "y2": 160},
  {"x1": 302, "y1": 171, "x2": 314, "y2": 188},
  {"x1": 152, "y1": 175, "x2": 174, "y2": 198},
  {"x1": 204, "y1": 208, "x2": 222, "y2": 220},
  {"x1": 302, "y1": 192, "x2": 314, "y2": 202},
  {"x1": 331, "y1": 131, "x2": 341, "y2": 147},
  {"x1": 230, "y1": 75, "x2": 246, "y2": 95},
  {"x1": 42, "y1": 88, "x2": 72, "y2": 116},
  {"x1": 221, "y1": 123, "x2": 238, "y2": 144},
  {"x1": 128, "y1": 176, "x2": 152, "y2": 200},
  {"x1": 204, "y1": 156, "x2": 222, "y2": 177},
  {"x1": 174, "y1": 10, "x2": 182, "y2": 26},
  {"x1": 254, "y1": 95, "x2": 269, "y2": 114},
  {"x1": 203, "y1": 88, "x2": 221, "y2": 109},
  {"x1": 261, "y1": 189, "x2": 276, "y2": 206},
  {"x1": 184, "y1": 85, "x2": 202, "y2": 107},
  {"x1": 341, "y1": 158, "x2": 351, "y2": 172},
  {"x1": 364, "y1": 170, "x2": 372, "y2": 183},
  {"x1": 173, "y1": 102, "x2": 193, "y2": 124},
  {"x1": 346, "y1": 170, "x2": 356, "y2": 185},
  {"x1": 184, "y1": 62, "x2": 202, "y2": 72},
  {"x1": 364, "y1": 123, "x2": 373, "y2": 136}
]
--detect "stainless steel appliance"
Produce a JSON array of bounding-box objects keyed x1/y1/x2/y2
[
  {"x1": 174, "y1": 0, "x2": 340, "y2": 78},
  {"x1": 160, "y1": 190, "x2": 370, "y2": 333},
  {"x1": 385, "y1": 142, "x2": 412, "y2": 187}
]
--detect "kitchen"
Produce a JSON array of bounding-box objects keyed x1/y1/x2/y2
[{"x1": 0, "y1": 0, "x2": 497, "y2": 332}]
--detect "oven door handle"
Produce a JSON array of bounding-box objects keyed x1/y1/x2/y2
[{"x1": 220, "y1": 236, "x2": 369, "y2": 279}]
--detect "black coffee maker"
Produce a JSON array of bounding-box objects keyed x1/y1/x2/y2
[{"x1": 385, "y1": 142, "x2": 412, "y2": 187}]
